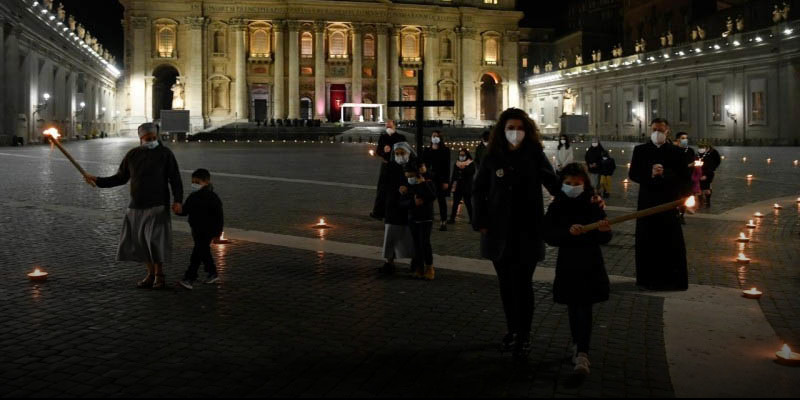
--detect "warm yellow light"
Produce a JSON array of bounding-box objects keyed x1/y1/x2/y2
[{"x1": 685, "y1": 196, "x2": 696, "y2": 208}]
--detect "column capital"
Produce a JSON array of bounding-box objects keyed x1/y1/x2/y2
[
  {"x1": 131, "y1": 16, "x2": 149, "y2": 29},
  {"x1": 456, "y1": 26, "x2": 477, "y2": 39},
  {"x1": 313, "y1": 21, "x2": 327, "y2": 33},
  {"x1": 286, "y1": 20, "x2": 302, "y2": 32},
  {"x1": 229, "y1": 18, "x2": 247, "y2": 30},
  {"x1": 505, "y1": 30, "x2": 520, "y2": 42},
  {"x1": 422, "y1": 26, "x2": 438, "y2": 38},
  {"x1": 351, "y1": 23, "x2": 367, "y2": 35},
  {"x1": 389, "y1": 24, "x2": 402, "y2": 37},
  {"x1": 184, "y1": 16, "x2": 206, "y2": 30},
  {"x1": 376, "y1": 23, "x2": 391, "y2": 36}
]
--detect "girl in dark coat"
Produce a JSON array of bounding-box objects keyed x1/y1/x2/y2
[
  {"x1": 584, "y1": 138, "x2": 606, "y2": 191},
  {"x1": 400, "y1": 163, "x2": 437, "y2": 280},
  {"x1": 543, "y1": 163, "x2": 612, "y2": 376},
  {"x1": 472, "y1": 108, "x2": 561, "y2": 360},
  {"x1": 447, "y1": 148, "x2": 475, "y2": 225},
  {"x1": 422, "y1": 130, "x2": 451, "y2": 231}
]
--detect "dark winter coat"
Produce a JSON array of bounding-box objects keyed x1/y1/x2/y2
[
  {"x1": 399, "y1": 180, "x2": 437, "y2": 223},
  {"x1": 472, "y1": 143, "x2": 560, "y2": 263},
  {"x1": 178, "y1": 185, "x2": 224, "y2": 239},
  {"x1": 376, "y1": 132, "x2": 407, "y2": 185},
  {"x1": 584, "y1": 146, "x2": 605, "y2": 174},
  {"x1": 384, "y1": 161, "x2": 411, "y2": 225},
  {"x1": 450, "y1": 160, "x2": 476, "y2": 195},
  {"x1": 422, "y1": 145, "x2": 451, "y2": 184},
  {"x1": 95, "y1": 143, "x2": 183, "y2": 209},
  {"x1": 543, "y1": 192, "x2": 612, "y2": 304},
  {"x1": 698, "y1": 148, "x2": 722, "y2": 184},
  {"x1": 475, "y1": 142, "x2": 488, "y2": 170}
]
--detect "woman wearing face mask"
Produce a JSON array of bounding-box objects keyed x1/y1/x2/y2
[
  {"x1": 422, "y1": 131, "x2": 452, "y2": 231},
  {"x1": 84, "y1": 123, "x2": 184, "y2": 289},
  {"x1": 371, "y1": 120, "x2": 406, "y2": 220},
  {"x1": 472, "y1": 108, "x2": 561, "y2": 360},
  {"x1": 447, "y1": 148, "x2": 475, "y2": 225},
  {"x1": 380, "y1": 142, "x2": 417, "y2": 274},
  {"x1": 584, "y1": 139, "x2": 605, "y2": 191},
  {"x1": 696, "y1": 143, "x2": 722, "y2": 208},
  {"x1": 629, "y1": 118, "x2": 691, "y2": 291},
  {"x1": 555, "y1": 134, "x2": 574, "y2": 172}
]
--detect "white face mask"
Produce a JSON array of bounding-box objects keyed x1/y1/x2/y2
[
  {"x1": 591, "y1": 142, "x2": 598, "y2": 147},
  {"x1": 505, "y1": 130, "x2": 524, "y2": 146},
  {"x1": 386, "y1": 128, "x2": 395, "y2": 135},
  {"x1": 560, "y1": 139, "x2": 566, "y2": 144},
  {"x1": 483, "y1": 141, "x2": 489, "y2": 146},
  {"x1": 395, "y1": 154, "x2": 409, "y2": 165},
  {"x1": 407, "y1": 177, "x2": 417, "y2": 185},
  {"x1": 191, "y1": 183, "x2": 203, "y2": 192},
  {"x1": 562, "y1": 183, "x2": 584, "y2": 199},
  {"x1": 651, "y1": 131, "x2": 667, "y2": 145},
  {"x1": 142, "y1": 140, "x2": 159, "y2": 150},
  {"x1": 458, "y1": 156, "x2": 467, "y2": 162},
  {"x1": 699, "y1": 148, "x2": 707, "y2": 154},
  {"x1": 431, "y1": 137, "x2": 441, "y2": 144},
  {"x1": 680, "y1": 139, "x2": 689, "y2": 147}
]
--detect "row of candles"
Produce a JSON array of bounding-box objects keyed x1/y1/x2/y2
[{"x1": 741, "y1": 156, "x2": 800, "y2": 166}]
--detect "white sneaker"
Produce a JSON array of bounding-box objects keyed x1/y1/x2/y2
[
  {"x1": 574, "y1": 353, "x2": 591, "y2": 375},
  {"x1": 178, "y1": 280, "x2": 193, "y2": 290}
]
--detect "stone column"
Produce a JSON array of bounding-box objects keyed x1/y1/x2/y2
[
  {"x1": 422, "y1": 26, "x2": 438, "y2": 120},
  {"x1": 458, "y1": 26, "x2": 478, "y2": 125},
  {"x1": 287, "y1": 20, "x2": 300, "y2": 119},
  {"x1": 130, "y1": 16, "x2": 149, "y2": 127},
  {"x1": 231, "y1": 19, "x2": 248, "y2": 121},
  {"x1": 25, "y1": 51, "x2": 39, "y2": 142},
  {"x1": 350, "y1": 23, "x2": 363, "y2": 121},
  {"x1": 376, "y1": 24, "x2": 389, "y2": 120},
  {"x1": 5, "y1": 24, "x2": 21, "y2": 137},
  {"x1": 313, "y1": 21, "x2": 326, "y2": 120},
  {"x1": 0, "y1": 17, "x2": 5, "y2": 135},
  {"x1": 185, "y1": 17, "x2": 205, "y2": 131},
  {"x1": 505, "y1": 30, "x2": 520, "y2": 108},
  {"x1": 66, "y1": 72, "x2": 76, "y2": 136},
  {"x1": 273, "y1": 21, "x2": 285, "y2": 119},
  {"x1": 389, "y1": 25, "x2": 400, "y2": 121},
  {"x1": 145, "y1": 77, "x2": 154, "y2": 122}
]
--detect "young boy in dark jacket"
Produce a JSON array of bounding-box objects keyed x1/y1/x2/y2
[
  {"x1": 400, "y1": 163, "x2": 437, "y2": 280},
  {"x1": 542, "y1": 163, "x2": 612, "y2": 376},
  {"x1": 178, "y1": 169, "x2": 224, "y2": 290}
]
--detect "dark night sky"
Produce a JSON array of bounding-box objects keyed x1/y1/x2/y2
[{"x1": 58, "y1": 0, "x2": 563, "y2": 63}]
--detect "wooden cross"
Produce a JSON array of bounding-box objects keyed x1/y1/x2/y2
[{"x1": 387, "y1": 69, "x2": 455, "y2": 151}]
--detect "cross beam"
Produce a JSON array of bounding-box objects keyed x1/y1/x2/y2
[{"x1": 386, "y1": 69, "x2": 455, "y2": 151}]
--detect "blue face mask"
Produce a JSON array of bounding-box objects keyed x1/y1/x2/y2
[
  {"x1": 191, "y1": 183, "x2": 203, "y2": 192},
  {"x1": 142, "y1": 140, "x2": 159, "y2": 150},
  {"x1": 562, "y1": 183, "x2": 584, "y2": 199}
]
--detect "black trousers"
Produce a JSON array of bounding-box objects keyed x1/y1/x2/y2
[
  {"x1": 184, "y1": 235, "x2": 217, "y2": 281},
  {"x1": 434, "y1": 183, "x2": 448, "y2": 222},
  {"x1": 372, "y1": 184, "x2": 388, "y2": 217},
  {"x1": 492, "y1": 256, "x2": 537, "y2": 337},
  {"x1": 568, "y1": 304, "x2": 593, "y2": 354},
  {"x1": 410, "y1": 221, "x2": 434, "y2": 269},
  {"x1": 450, "y1": 190, "x2": 473, "y2": 222}
]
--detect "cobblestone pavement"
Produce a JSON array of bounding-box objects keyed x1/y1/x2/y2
[{"x1": 1, "y1": 139, "x2": 799, "y2": 397}]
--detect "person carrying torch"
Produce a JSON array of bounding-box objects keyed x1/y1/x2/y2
[
  {"x1": 629, "y1": 118, "x2": 692, "y2": 291},
  {"x1": 83, "y1": 123, "x2": 184, "y2": 289}
]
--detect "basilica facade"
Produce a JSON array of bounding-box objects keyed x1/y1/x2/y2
[{"x1": 119, "y1": 0, "x2": 524, "y2": 134}]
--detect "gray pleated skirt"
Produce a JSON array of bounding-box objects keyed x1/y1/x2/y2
[
  {"x1": 382, "y1": 224, "x2": 415, "y2": 259},
  {"x1": 116, "y1": 205, "x2": 172, "y2": 264}
]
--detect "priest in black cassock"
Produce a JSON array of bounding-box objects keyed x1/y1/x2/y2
[
  {"x1": 370, "y1": 120, "x2": 407, "y2": 219},
  {"x1": 628, "y1": 118, "x2": 691, "y2": 291}
]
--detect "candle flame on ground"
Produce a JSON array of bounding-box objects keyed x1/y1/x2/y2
[
  {"x1": 369, "y1": 150, "x2": 375, "y2": 156},
  {"x1": 746, "y1": 174, "x2": 753, "y2": 179},
  {"x1": 219, "y1": 232, "x2": 226, "y2": 241},
  {"x1": 779, "y1": 344, "x2": 792, "y2": 358},
  {"x1": 773, "y1": 203, "x2": 782, "y2": 209},
  {"x1": 737, "y1": 253, "x2": 750, "y2": 261}
]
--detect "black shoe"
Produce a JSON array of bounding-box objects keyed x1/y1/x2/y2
[
  {"x1": 439, "y1": 223, "x2": 447, "y2": 232},
  {"x1": 379, "y1": 263, "x2": 395, "y2": 274},
  {"x1": 500, "y1": 333, "x2": 517, "y2": 352},
  {"x1": 512, "y1": 335, "x2": 531, "y2": 360}
]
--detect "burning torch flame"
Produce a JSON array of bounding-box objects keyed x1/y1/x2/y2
[
  {"x1": 685, "y1": 196, "x2": 696, "y2": 208},
  {"x1": 43, "y1": 128, "x2": 61, "y2": 140}
]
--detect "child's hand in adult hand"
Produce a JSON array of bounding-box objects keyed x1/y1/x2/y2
[
  {"x1": 172, "y1": 202, "x2": 182, "y2": 214},
  {"x1": 598, "y1": 219, "x2": 612, "y2": 232},
  {"x1": 384, "y1": 145, "x2": 391, "y2": 153},
  {"x1": 569, "y1": 224, "x2": 584, "y2": 236}
]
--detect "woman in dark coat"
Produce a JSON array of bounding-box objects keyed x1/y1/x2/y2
[
  {"x1": 629, "y1": 118, "x2": 691, "y2": 291},
  {"x1": 422, "y1": 130, "x2": 451, "y2": 231},
  {"x1": 447, "y1": 148, "x2": 475, "y2": 224},
  {"x1": 543, "y1": 163, "x2": 612, "y2": 375},
  {"x1": 472, "y1": 108, "x2": 561, "y2": 359},
  {"x1": 697, "y1": 143, "x2": 722, "y2": 208},
  {"x1": 584, "y1": 138, "x2": 606, "y2": 191}
]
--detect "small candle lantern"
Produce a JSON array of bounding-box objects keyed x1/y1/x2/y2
[
  {"x1": 721, "y1": 156, "x2": 726, "y2": 160},
  {"x1": 735, "y1": 253, "x2": 751, "y2": 264},
  {"x1": 794, "y1": 160, "x2": 799, "y2": 166},
  {"x1": 28, "y1": 268, "x2": 49, "y2": 282},
  {"x1": 754, "y1": 212, "x2": 764, "y2": 218},
  {"x1": 773, "y1": 203, "x2": 783, "y2": 210},
  {"x1": 742, "y1": 156, "x2": 747, "y2": 162},
  {"x1": 736, "y1": 232, "x2": 750, "y2": 243},
  {"x1": 315, "y1": 218, "x2": 331, "y2": 229},
  {"x1": 766, "y1": 158, "x2": 772, "y2": 164},
  {"x1": 694, "y1": 160, "x2": 704, "y2": 167},
  {"x1": 746, "y1": 174, "x2": 754, "y2": 180},
  {"x1": 775, "y1": 344, "x2": 800, "y2": 366},
  {"x1": 742, "y1": 287, "x2": 763, "y2": 299},
  {"x1": 368, "y1": 149, "x2": 375, "y2": 157},
  {"x1": 626, "y1": 162, "x2": 631, "y2": 168},
  {"x1": 622, "y1": 178, "x2": 630, "y2": 184},
  {"x1": 746, "y1": 220, "x2": 757, "y2": 229},
  {"x1": 685, "y1": 195, "x2": 696, "y2": 208},
  {"x1": 214, "y1": 232, "x2": 231, "y2": 244}
]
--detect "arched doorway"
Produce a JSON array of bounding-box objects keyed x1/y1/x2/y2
[
  {"x1": 300, "y1": 97, "x2": 312, "y2": 120},
  {"x1": 153, "y1": 65, "x2": 179, "y2": 120},
  {"x1": 329, "y1": 84, "x2": 346, "y2": 122},
  {"x1": 480, "y1": 73, "x2": 499, "y2": 121}
]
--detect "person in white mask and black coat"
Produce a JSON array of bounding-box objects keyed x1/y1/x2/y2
[
  {"x1": 371, "y1": 120, "x2": 406, "y2": 220},
  {"x1": 629, "y1": 118, "x2": 691, "y2": 291},
  {"x1": 422, "y1": 130, "x2": 451, "y2": 231},
  {"x1": 472, "y1": 108, "x2": 561, "y2": 360}
]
